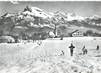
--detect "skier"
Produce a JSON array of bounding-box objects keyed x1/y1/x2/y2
[
  {"x1": 82, "y1": 46, "x2": 85, "y2": 51},
  {"x1": 82, "y1": 45, "x2": 87, "y2": 55},
  {"x1": 69, "y1": 43, "x2": 75, "y2": 56},
  {"x1": 60, "y1": 34, "x2": 64, "y2": 40},
  {"x1": 84, "y1": 49, "x2": 88, "y2": 54},
  {"x1": 61, "y1": 50, "x2": 64, "y2": 56},
  {"x1": 96, "y1": 45, "x2": 99, "y2": 50},
  {"x1": 82, "y1": 45, "x2": 85, "y2": 55}
]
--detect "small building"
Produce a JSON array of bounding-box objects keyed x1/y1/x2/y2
[
  {"x1": 0, "y1": 36, "x2": 15, "y2": 43},
  {"x1": 71, "y1": 30, "x2": 84, "y2": 37}
]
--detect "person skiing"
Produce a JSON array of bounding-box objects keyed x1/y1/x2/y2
[
  {"x1": 60, "y1": 34, "x2": 64, "y2": 40},
  {"x1": 82, "y1": 45, "x2": 87, "y2": 55},
  {"x1": 96, "y1": 45, "x2": 99, "y2": 50},
  {"x1": 69, "y1": 43, "x2": 75, "y2": 56},
  {"x1": 59, "y1": 50, "x2": 65, "y2": 56},
  {"x1": 84, "y1": 49, "x2": 88, "y2": 55},
  {"x1": 61, "y1": 50, "x2": 64, "y2": 56},
  {"x1": 82, "y1": 45, "x2": 85, "y2": 55}
]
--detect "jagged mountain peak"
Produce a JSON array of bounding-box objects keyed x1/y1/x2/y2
[
  {"x1": 89, "y1": 15, "x2": 101, "y2": 20},
  {"x1": 54, "y1": 11, "x2": 66, "y2": 15},
  {"x1": 52, "y1": 11, "x2": 68, "y2": 21},
  {"x1": 22, "y1": 6, "x2": 51, "y2": 19},
  {"x1": 23, "y1": 6, "x2": 43, "y2": 12}
]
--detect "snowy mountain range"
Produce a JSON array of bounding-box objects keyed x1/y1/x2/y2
[{"x1": 0, "y1": 6, "x2": 101, "y2": 36}]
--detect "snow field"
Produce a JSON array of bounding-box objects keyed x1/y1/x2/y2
[{"x1": 0, "y1": 37, "x2": 101, "y2": 73}]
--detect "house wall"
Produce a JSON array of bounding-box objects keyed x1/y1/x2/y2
[{"x1": 72, "y1": 31, "x2": 84, "y2": 37}]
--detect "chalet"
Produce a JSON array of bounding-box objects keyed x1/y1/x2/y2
[
  {"x1": 0, "y1": 36, "x2": 15, "y2": 43},
  {"x1": 71, "y1": 30, "x2": 84, "y2": 37}
]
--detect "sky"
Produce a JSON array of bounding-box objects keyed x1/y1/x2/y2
[{"x1": 0, "y1": 1, "x2": 101, "y2": 17}]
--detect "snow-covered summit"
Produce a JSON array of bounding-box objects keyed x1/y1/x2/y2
[
  {"x1": 21, "y1": 6, "x2": 51, "y2": 19},
  {"x1": 52, "y1": 11, "x2": 85, "y2": 21},
  {"x1": 89, "y1": 15, "x2": 101, "y2": 20},
  {"x1": 67, "y1": 13, "x2": 84, "y2": 21}
]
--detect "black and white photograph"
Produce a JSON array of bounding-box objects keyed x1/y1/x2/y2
[{"x1": 0, "y1": 0, "x2": 101, "y2": 73}]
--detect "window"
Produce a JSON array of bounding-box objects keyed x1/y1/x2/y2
[{"x1": 36, "y1": 9, "x2": 42, "y2": 12}]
